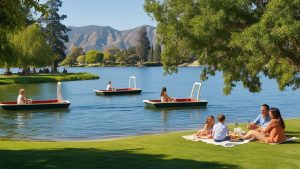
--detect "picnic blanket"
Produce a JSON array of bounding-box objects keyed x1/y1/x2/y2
[{"x1": 182, "y1": 134, "x2": 298, "y2": 147}]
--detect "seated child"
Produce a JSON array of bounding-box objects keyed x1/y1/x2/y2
[
  {"x1": 195, "y1": 115, "x2": 215, "y2": 138},
  {"x1": 212, "y1": 114, "x2": 230, "y2": 142}
]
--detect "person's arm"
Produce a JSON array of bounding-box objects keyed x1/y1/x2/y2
[
  {"x1": 21, "y1": 95, "x2": 29, "y2": 104},
  {"x1": 203, "y1": 124, "x2": 208, "y2": 130},
  {"x1": 226, "y1": 125, "x2": 230, "y2": 136},
  {"x1": 262, "y1": 120, "x2": 276, "y2": 133},
  {"x1": 253, "y1": 115, "x2": 260, "y2": 125}
]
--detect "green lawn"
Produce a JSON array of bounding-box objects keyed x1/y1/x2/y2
[
  {"x1": 0, "y1": 72, "x2": 99, "y2": 85},
  {"x1": 0, "y1": 119, "x2": 299, "y2": 169}
]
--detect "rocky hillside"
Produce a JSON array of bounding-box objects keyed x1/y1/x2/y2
[{"x1": 65, "y1": 25, "x2": 156, "y2": 52}]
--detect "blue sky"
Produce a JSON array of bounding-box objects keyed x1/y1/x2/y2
[{"x1": 58, "y1": 0, "x2": 156, "y2": 30}]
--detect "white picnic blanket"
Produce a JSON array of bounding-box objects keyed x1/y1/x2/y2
[
  {"x1": 182, "y1": 134, "x2": 298, "y2": 147},
  {"x1": 182, "y1": 134, "x2": 249, "y2": 147}
]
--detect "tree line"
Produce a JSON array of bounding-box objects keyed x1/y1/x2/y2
[
  {"x1": 61, "y1": 26, "x2": 163, "y2": 66},
  {"x1": 0, "y1": 0, "x2": 69, "y2": 74}
]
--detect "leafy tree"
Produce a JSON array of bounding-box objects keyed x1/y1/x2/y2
[
  {"x1": 60, "y1": 55, "x2": 72, "y2": 66},
  {"x1": 85, "y1": 50, "x2": 104, "y2": 65},
  {"x1": 61, "y1": 46, "x2": 84, "y2": 66},
  {"x1": 148, "y1": 45, "x2": 154, "y2": 62},
  {"x1": 103, "y1": 47, "x2": 121, "y2": 62},
  {"x1": 39, "y1": 0, "x2": 69, "y2": 72},
  {"x1": 154, "y1": 43, "x2": 161, "y2": 62},
  {"x1": 0, "y1": 0, "x2": 45, "y2": 70},
  {"x1": 126, "y1": 54, "x2": 140, "y2": 65},
  {"x1": 145, "y1": 0, "x2": 300, "y2": 94},
  {"x1": 135, "y1": 26, "x2": 151, "y2": 63},
  {"x1": 10, "y1": 24, "x2": 54, "y2": 69},
  {"x1": 76, "y1": 55, "x2": 86, "y2": 64}
]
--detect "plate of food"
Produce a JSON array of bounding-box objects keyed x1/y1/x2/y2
[{"x1": 230, "y1": 133, "x2": 244, "y2": 142}]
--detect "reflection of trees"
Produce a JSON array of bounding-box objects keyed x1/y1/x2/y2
[
  {"x1": 0, "y1": 110, "x2": 69, "y2": 139},
  {"x1": 0, "y1": 83, "x2": 57, "y2": 101}
]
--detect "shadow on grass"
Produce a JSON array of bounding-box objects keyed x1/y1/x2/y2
[
  {"x1": 0, "y1": 148, "x2": 238, "y2": 169},
  {"x1": 286, "y1": 131, "x2": 300, "y2": 138}
]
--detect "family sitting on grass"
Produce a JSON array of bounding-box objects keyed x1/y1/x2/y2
[{"x1": 195, "y1": 104, "x2": 286, "y2": 144}]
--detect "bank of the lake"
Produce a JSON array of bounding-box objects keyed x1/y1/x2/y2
[
  {"x1": 0, "y1": 72, "x2": 99, "y2": 85},
  {"x1": 0, "y1": 119, "x2": 299, "y2": 169}
]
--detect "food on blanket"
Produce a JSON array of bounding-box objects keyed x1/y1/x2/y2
[{"x1": 230, "y1": 133, "x2": 243, "y2": 140}]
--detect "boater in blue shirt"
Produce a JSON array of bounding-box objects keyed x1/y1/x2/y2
[{"x1": 247, "y1": 104, "x2": 271, "y2": 130}]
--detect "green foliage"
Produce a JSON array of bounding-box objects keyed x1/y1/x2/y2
[
  {"x1": 145, "y1": 0, "x2": 300, "y2": 95},
  {"x1": 85, "y1": 50, "x2": 104, "y2": 64},
  {"x1": 76, "y1": 55, "x2": 86, "y2": 64},
  {"x1": 0, "y1": 73, "x2": 99, "y2": 85},
  {"x1": 9, "y1": 24, "x2": 54, "y2": 68},
  {"x1": 103, "y1": 47, "x2": 121, "y2": 62},
  {"x1": 60, "y1": 55, "x2": 73, "y2": 66},
  {"x1": 154, "y1": 43, "x2": 162, "y2": 61},
  {"x1": 0, "y1": 119, "x2": 299, "y2": 168},
  {"x1": 0, "y1": 0, "x2": 46, "y2": 68},
  {"x1": 135, "y1": 26, "x2": 151, "y2": 62},
  {"x1": 62, "y1": 46, "x2": 84, "y2": 66}
]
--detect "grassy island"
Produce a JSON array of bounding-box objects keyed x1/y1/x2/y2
[
  {"x1": 0, "y1": 119, "x2": 299, "y2": 169},
  {"x1": 0, "y1": 72, "x2": 99, "y2": 85}
]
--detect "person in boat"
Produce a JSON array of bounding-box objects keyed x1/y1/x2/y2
[
  {"x1": 243, "y1": 108, "x2": 286, "y2": 143},
  {"x1": 247, "y1": 104, "x2": 271, "y2": 131},
  {"x1": 212, "y1": 114, "x2": 230, "y2": 142},
  {"x1": 106, "y1": 81, "x2": 114, "y2": 91},
  {"x1": 17, "y1": 89, "x2": 32, "y2": 104},
  {"x1": 160, "y1": 87, "x2": 175, "y2": 102},
  {"x1": 195, "y1": 115, "x2": 215, "y2": 138}
]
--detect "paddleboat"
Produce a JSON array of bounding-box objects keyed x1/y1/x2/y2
[
  {"x1": 0, "y1": 82, "x2": 71, "y2": 111},
  {"x1": 94, "y1": 76, "x2": 142, "y2": 96},
  {"x1": 143, "y1": 82, "x2": 208, "y2": 109}
]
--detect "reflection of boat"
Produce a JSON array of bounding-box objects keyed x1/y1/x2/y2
[
  {"x1": 0, "y1": 82, "x2": 71, "y2": 111},
  {"x1": 143, "y1": 82, "x2": 208, "y2": 109},
  {"x1": 94, "y1": 76, "x2": 142, "y2": 96}
]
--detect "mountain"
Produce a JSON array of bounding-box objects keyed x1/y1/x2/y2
[{"x1": 65, "y1": 25, "x2": 156, "y2": 52}]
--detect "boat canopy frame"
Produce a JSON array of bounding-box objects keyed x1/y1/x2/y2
[
  {"x1": 190, "y1": 82, "x2": 202, "y2": 101},
  {"x1": 129, "y1": 76, "x2": 137, "y2": 88}
]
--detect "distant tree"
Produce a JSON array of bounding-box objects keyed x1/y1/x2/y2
[
  {"x1": 85, "y1": 50, "x2": 104, "y2": 65},
  {"x1": 135, "y1": 27, "x2": 151, "y2": 63},
  {"x1": 145, "y1": 0, "x2": 300, "y2": 94},
  {"x1": 126, "y1": 54, "x2": 140, "y2": 65},
  {"x1": 148, "y1": 45, "x2": 154, "y2": 62},
  {"x1": 103, "y1": 47, "x2": 121, "y2": 62},
  {"x1": 154, "y1": 44, "x2": 161, "y2": 62},
  {"x1": 61, "y1": 46, "x2": 84, "y2": 66},
  {"x1": 39, "y1": 0, "x2": 69, "y2": 72},
  {"x1": 10, "y1": 24, "x2": 54, "y2": 69},
  {"x1": 76, "y1": 55, "x2": 86, "y2": 64}
]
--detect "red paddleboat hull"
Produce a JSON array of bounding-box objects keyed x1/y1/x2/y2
[
  {"x1": 143, "y1": 98, "x2": 208, "y2": 109},
  {"x1": 94, "y1": 88, "x2": 142, "y2": 96},
  {"x1": 0, "y1": 99, "x2": 71, "y2": 111}
]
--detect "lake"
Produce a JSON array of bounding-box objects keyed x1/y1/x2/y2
[{"x1": 0, "y1": 67, "x2": 299, "y2": 141}]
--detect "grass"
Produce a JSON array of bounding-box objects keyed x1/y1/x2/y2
[
  {"x1": 0, "y1": 72, "x2": 99, "y2": 85},
  {"x1": 0, "y1": 119, "x2": 299, "y2": 169}
]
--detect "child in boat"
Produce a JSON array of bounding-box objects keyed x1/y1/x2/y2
[
  {"x1": 160, "y1": 87, "x2": 175, "y2": 102},
  {"x1": 17, "y1": 89, "x2": 31, "y2": 104},
  {"x1": 106, "y1": 81, "x2": 114, "y2": 90},
  {"x1": 212, "y1": 114, "x2": 230, "y2": 142},
  {"x1": 195, "y1": 115, "x2": 215, "y2": 138}
]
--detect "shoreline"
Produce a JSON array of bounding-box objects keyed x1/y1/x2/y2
[
  {"x1": 2, "y1": 117, "x2": 299, "y2": 142},
  {"x1": 0, "y1": 72, "x2": 99, "y2": 85}
]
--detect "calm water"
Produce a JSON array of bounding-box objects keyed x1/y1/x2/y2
[{"x1": 0, "y1": 67, "x2": 299, "y2": 141}]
